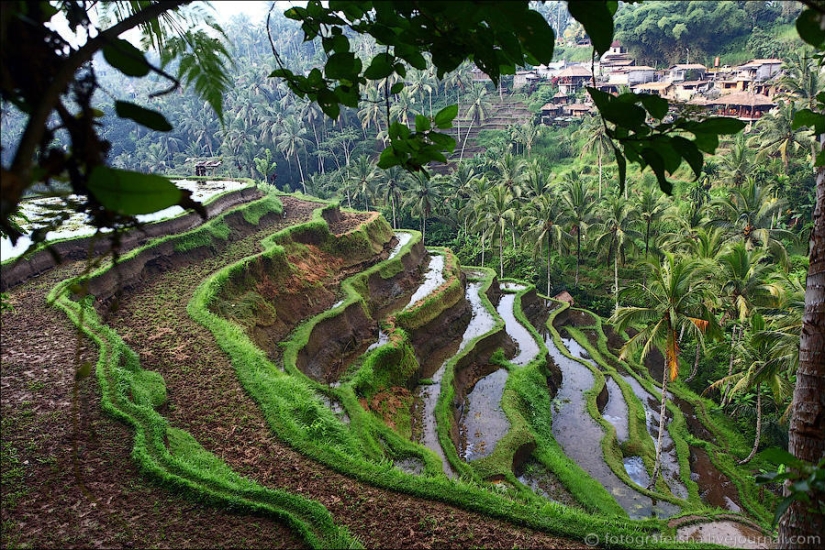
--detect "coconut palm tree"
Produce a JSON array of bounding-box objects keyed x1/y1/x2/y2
[
  {"x1": 403, "y1": 171, "x2": 442, "y2": 244},
  {"x1": 561, "y1": 175, "x2": 595, "y2": 284},
  {"x1": 707, "y1": 315, "x2": 793, "y2": 465},
  {"x1": 709, "y1": 177, "x2": 792, "y2": 268},
  {"x1": 595, "y1": 194, "x2": 642, "y2": 312},
  {"x1": 778, "y1": 50, "x2": 823, "y2": 109},
  {"x1": 521, "y1": 192, "x2": 571, "y2": 296},
  {"x1": 575, "y1": 113, "x2": 613, "y2": 198},
  {"x1": 474, "y1": 184, "x2": 516, "y2": 279},
  {"x1": 634, "y1": 186, "x2": 671, "y2": 259},
  {"x1": 460, "y1": 84, "x2": 492, "y2": 160},
  {"x1": 347, "y1": 155, "x2": 379, "y2": 211},
  {"x1": 719, "y1": 133, "x2": 754, "y2": 188},
  {"x1": 378, "y1": 166, "x2": 408, "y2": 230},
  {"x1": 277, "y1": 116, "x2": 311, "y2": 192},
  {"x1": 748, "y1": 99, "x2": 816, "y2": 173},
  {"x1": 611, "y1": 253, "x2": 715, "y2": 489}
]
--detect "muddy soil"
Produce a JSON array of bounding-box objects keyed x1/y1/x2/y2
[{"x1": 1, "y1": 196, "x2": 580, "y2": 548}]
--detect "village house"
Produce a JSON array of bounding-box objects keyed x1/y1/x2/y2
[
  {"x1": 556, "y1": 65, "x2": 593, "y2": 95},
  {"x1": 608, "y1": 65, "x2": 657, "y2": 86},
  {"x1": 667, "y1": 63, "x2": 707, "y2": 82}
]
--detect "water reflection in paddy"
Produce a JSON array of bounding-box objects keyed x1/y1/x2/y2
[
  {"x1": 603, "y1": 376, "x2": 629, "y2": 444},
  {"x1": 619, "y1": 373, "x2": 688, "y2": 500},
  {"x1": 547, "y1": 335, "x2": 679, "y2": 518},
  {"x1": 405, "y1": 253, "x2": 445, "y2": 308},
  {"x1": 415, "y1": 280, "x2": 497, "y2": 476},
  {"x1": 388, "y1": 232, "x2": 412, "y2": 261},
  {"x1": 496, "y1": 285, "x2": 540, "y2": 366}
]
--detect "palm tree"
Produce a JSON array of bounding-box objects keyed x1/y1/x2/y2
[
  {"x1": 709, "y1": 177, "x2": 792, "y2": 267},
  {"x1": 707, "y1": 315, "x2": 793, "y2": 465},
  {"x1": 389, "y1": 87, "x2": 418, "y2": 126},
  {"x1": 378, "y1": 166, "x2": 408, "y2": 230},
  {"x1": 277, "y1": 116, "x2": 311, "y2": 192},
  {"x1": 611, "y1": 253, "x2": 715, "y2": 490},
  {"x1": 719, "y1": 133, "x2": 754, "y2": 188},
  {"x1": 521, "y1": 192, "x2": 570, "y2": 296},
  {"x1": 491, "y1": 153, "x2": 526, "y2": 200},
  {"x1": 634, "y1": 186, "x2": 671, "y2": 259},
  {"x1": 716, "y1": 242, "x2": 778, "y2": 396},
  {"x1": 561, "y1": 175, "x2": 595, "y2": 284},
  {"x1": 576, "y1": 114, "x2": 613, "y2": 198},
  {"x1": 474, "y1": 184, "x2": 516, "y2": 279},
  {"x1": 347, "y1": 155, "x2": 379, "y2": 211},
  {"x1": 511, "y1": 122, "x2": 542, "y2": 158},
  {"x1": 402, "y1": 172, "x2": 442, "y2": 244},
  {"x1": 460, "y1": 84, "x2": 492, "y2": 160},
  {"x1": 778, "y1": 50, "x2": 823, "y2": 109},
  {"x1": 748, "y1": 99, "x2": 815, "y2": 173},
  {"x1": 358, "y1": 85, "x2": 385, "y2": 137},
  {"x1": 595, "y1": 194, "x2": 642, "y2": 313}
]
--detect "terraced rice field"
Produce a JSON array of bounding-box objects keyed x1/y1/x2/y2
[{"x1": 1, "y1": 188, "x2": 778, "y2": 548}]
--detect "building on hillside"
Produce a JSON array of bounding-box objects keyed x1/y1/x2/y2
[
  {"x1": 667, "y1": 63, "x2": 707, "y2": 82},
  {"x1": 671, "y1": 79, "x2": 713, "y2": 101},
  {"x1": 563, "y1": 103, "x2": 593, "y2": 118},
  {"x1": 513, "y1": 70, "x2": 541, "y2": 90},
  {"x1": 736, "y1": 59, "x2": 783, "y2": 82},
  {"x1": 536, "y1": 61, "x2": 567, "y2": 79},
  {"x1": 609, "y1": 65, "x2": 657, "y2": 86},
  {"x1": 702, "y1": 91, "x2": 776, "y2": 122},
  {"x1": 471, "y1": 67, "x2": 491, "y2": 82},
  {"x1": 556, "y1": 65, "x2": 593, "y2": 95},
  {"x1": 599, "y1": 40, "x2": 635, "y2": 76},
  {"x1": 193, "y1": 159, "x2": 222, "y2": 177},
  {"x1": 630, "y1": 81, "x2": 673, "y2": 97}
]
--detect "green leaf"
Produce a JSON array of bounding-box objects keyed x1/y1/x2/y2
[
  {"x1": 692, "y1": 117, "x2": 747, "y2": 135},
  {"x1": 364, "y1": 53, "x2": 395, "y2": 80},
  {"x1": 760, "y1": 447, "x2": 803, "y2": 468},
  {"x1": 772, "y1": 496, "x2": 796, "y2": 527},
  {"x1": 640, "y1": 148, "x2": 673, "y2": 195},
  {"x1": 670, "y1": 136, "x2": 703, "y2": 178},
  {"x1": 434, "y1": 104, "x2": 458, "y2": 129},
  {"x1": 428, "y1": 132, "x2": 456, "y2": 151},
  {"x1": 415, "y1": 114, "x2": 430, "y2": 133},
  {"x1": 611, "y1": 142, "x2": 626, "y2": 192},
  {"x1": 87, "y1": 167, "x2": 182, "y2": 216},
  {"x1": 103, "y1": 39, "x2": 150, "y2": 77},
  {"x1": 639, "y1": 94, "x2": 669, "y2": 120},
  {"x1": 567, "y1": 1, "x2": 615, "y2": 56},
  {"x1": 797, "y1": 9, "x2": 825, "y2": 48},
  {"x1": 793, "y1": 108, "x2": 825, "y2": 135},
  {"x1": 114, "y1": 101, "x2": 172, "y2": 132},
  {"x1": 390, "y1": 82, "x2": 404, "y2": 94},
  {"x1": 692, "y1": 132, "x2": 719, "y2": 154},
  {"x1": 325, "y1": 52, "x2": 357, "y2": 80}
]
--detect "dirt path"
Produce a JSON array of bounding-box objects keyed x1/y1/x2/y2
[{"x1": 2, "y1": 197, "x2": 580, "y2": 548}]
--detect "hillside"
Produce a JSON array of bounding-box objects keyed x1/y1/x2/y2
[{"x1": 1, "y1": 190, "x2": 778, "y2": 548}]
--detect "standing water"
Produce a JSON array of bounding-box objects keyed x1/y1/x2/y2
[
  {"x1": 415, "y1": 280, "x2": 497, "y2": 476},
  {"x1": 460, "y1": 283, "x2": 543, "y2": 459},
  {"x1": 547, "y1": 334, "x2": 679, "y2": 518},
  {"x1": 405, "y1": 253, "x2": 445, "y2": 309}
]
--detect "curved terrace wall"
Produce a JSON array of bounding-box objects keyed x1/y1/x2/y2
[{"x1": 1, "y1": 185, "x2": 262, "y2": 291}]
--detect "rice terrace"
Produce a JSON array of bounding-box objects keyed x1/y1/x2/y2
[
  {"x1": 3, "y1": 0, "x2": 825, "y2": 547},
  {"x1": 1, "y1": 180, "x2": 780, "y2": 548}
]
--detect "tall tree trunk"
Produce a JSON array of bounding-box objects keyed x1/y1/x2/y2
[
  {"x1": 547, "y1": 233, "x2": 552, "y2": 297},
  {"x1": 598, "y1": 147, "x2": 603, "y2": 199},
  {"x1": 614, "y1": 251, "x2": 619, "y2": 314},
  {"x1": 460, "y1": 118, "x2": 476, "y2": 161},
  {"x1": 739, "y1": 383, "x2": 761, "y2": 465},
  {"x1": 391, "y1": 194, "x2": 397, "y2": 229},
  {"x1": 724, "y1": 325, "x2": 740, "y2": 398},
  {"x1": 648, "y1": 358, "x2": 670, "y2": 490},
  {"x1": 296, "y1": 153, "x2": 306, "y2": 194},
  {"x1": 575, "y1": 230, "x2": 581, "y2": 284},
  {"x1": 778, "y1": 162, "x2": 825, "y2": 548},
  {"x1": 685, "y1": 339, "x2": 701, "y2": 383},
  {"x1": 499, "y1": 228, "x2": 504, "y2": 279}
]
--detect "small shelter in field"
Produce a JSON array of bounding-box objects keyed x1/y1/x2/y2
[
  {"x1": 554, "y1": 290, "x2": 575, "y2": 305},
  {"x1": 194, "y1": 159, "x2": 222, "y2": 177}
]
